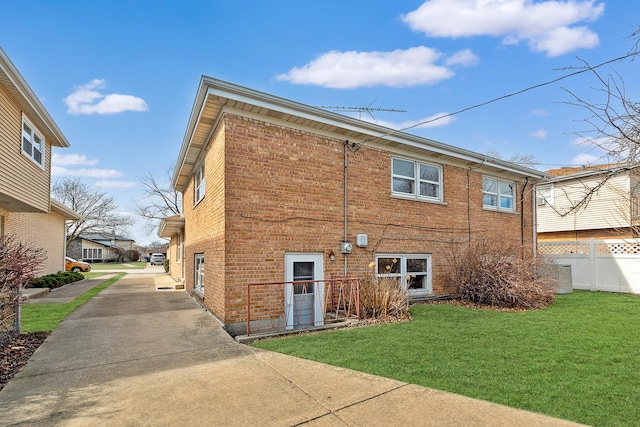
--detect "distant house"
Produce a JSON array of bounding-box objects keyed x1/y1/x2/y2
[
  {"x1": 537, "y1": 164, "x2": 640, "y2": 241},
  {"x1": 165, "y1": 76, "x2": 546, "y2": 336},
  {"x1": 0, "y1": 47, "x2": 78, "y2": 274},
  {"x1": 67, "y1": 233, "x2": 135, "y2": 262},
  {"x1": 158, "y1": 214, "x2": 184, "y2": 278}
]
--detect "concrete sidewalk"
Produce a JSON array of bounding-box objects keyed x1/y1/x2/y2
[
  {"x1": 21, "y1": 274, "x2": 118, "y2": 303},
  {"x1": 0, "y1": 273, "x2": 585, "y2": 426}
]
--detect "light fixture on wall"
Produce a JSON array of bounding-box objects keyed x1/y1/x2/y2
[{"x1": 328, "y1": 249, "x2": 336, "y2": 261}]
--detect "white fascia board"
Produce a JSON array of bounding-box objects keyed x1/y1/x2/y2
[
  {"x1": 0, "y1": 47, "x2": 70, "y2": 148},
  {"x1": 206, "y1": 78, "x2": 548, "y2": 180},
  {"x1": 172, "y1": 77, "x2": 211, "y2": 189},
  {"x1": 173, "y1": 76, "x2": 548, "y2": 186}
]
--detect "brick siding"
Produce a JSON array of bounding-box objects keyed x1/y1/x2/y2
[{"x1": 183, "y1": 114, "x2": 535, "y2": 328}]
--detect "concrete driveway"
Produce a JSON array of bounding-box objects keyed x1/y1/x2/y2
[{"x1": 0, "y1": 273, "x2": 585, "y2": 426}]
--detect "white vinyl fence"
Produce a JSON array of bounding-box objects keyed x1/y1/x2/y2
[{"x1": 538, "y1": 239, "x2": 640, "y2": 294}]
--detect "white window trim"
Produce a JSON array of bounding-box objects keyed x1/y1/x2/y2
[
  {"x1": 391, "y1": 157, "x2": 443, "y2": 203},
  {"x1": 176, "y1": 233, "x2": 182, "y2": 264},
  {"x1": 21, "y1": 115, "x2": 45, "y2": 169},
  {"x1": 194, "y1": 253, "x2": 204, "y2": 298},
  {"x1": 536, "y1": 184, "x2": 554, "y2": 206},
  {"x1": 375, "y1": 254, "x2": 432, "y2": 295},
  {"x1": 483, "y1": 176, "x2": 517, "y2": 213},
  {"x1": 194, "y1": 164, "x2": 205, "y2": 206}
]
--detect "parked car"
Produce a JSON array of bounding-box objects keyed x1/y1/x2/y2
[
  {"x1": 65, "y1": 257, "x2": 91, "y2": 273},
  {"x1": 149, "y1": 253, "x2": 166, "y2": 265}
]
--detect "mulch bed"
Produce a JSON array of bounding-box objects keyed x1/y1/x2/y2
[
  {"x1": 0, "y1": 332, "x2": 49, "y2": 391},
  {"x1": 417, "y1": 298, "x2": 541, "y2": 312}
]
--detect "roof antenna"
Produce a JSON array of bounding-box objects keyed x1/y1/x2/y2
[{"x1": 316, "y1": 103, "x2": 407, "y2": 120}]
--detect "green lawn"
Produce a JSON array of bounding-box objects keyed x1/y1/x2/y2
[
  {"x1": 81, "y1": 272, "x2": 106, "y2": 279},
  {"x1": 253, "y1": 291, "x2": 640, "y2": 427},
  {"x1": 89, "y1": 261, "x2": 148, "y2": 270},
  {"x1": 21, "y1": 273, "x2": 125, "y2": 332}
]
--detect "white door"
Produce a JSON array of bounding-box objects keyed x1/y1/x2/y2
[{"x1": 285, "y1": 253, "x2": 324, "y2": 329}]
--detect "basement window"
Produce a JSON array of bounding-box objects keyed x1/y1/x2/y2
[{"x1": 375, "y1": 254, "x2": 432, "y2": 294}]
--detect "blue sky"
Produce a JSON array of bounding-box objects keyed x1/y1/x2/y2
[{"x1": 1, "y1": 0, "x2": 639, "y2": 245}]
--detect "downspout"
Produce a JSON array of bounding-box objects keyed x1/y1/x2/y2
[
  {"x1": 520, "y1": 177, "x2": 528, "y2": 253},
  {"x1": 532, "y1": 182, "x2": 537, "y2": 258},
  {"x1": 343, "y1": 140, "x2": 349, "y2": 277}
]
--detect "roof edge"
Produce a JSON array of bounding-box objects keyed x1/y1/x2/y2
[
  {"x1": 0, "y1": 46, "x2": 70, "y2": 148},
  {"x1": 172, "y1": 77, "x2": 548, "y2": 188}
]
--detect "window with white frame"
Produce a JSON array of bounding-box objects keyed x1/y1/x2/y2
[
  {"x1": 22, "y1": 116, "x2": 45, "y2": 168},
  {"x1": 83, "y1": 248, "x2": 103, "y2": 260},
  {"x1": 392, "y1": 158, "x2": 442, "y2": 201},
  {"x1": 536, "y1": 184, "x2": 553, "y2": 206},
  {"x1": 483, "y1": 177, "x2": 515, "y2": 212},
  {"x1": 194, "y1": 253, "x2": 204, "y2": 296},
  {"x1": 194, "y1": 164, "x2": 205, "y2": 205},
  {"x1": 376, "y1": 254, "x2": 432, "y2": 293},
  {"x1": 175, "y1": 233, "x2": 181, "y2": 263}
]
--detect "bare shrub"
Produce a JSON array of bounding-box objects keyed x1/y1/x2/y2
[
  {"x1": 360, "y1": 265, "x2": 410, "y2": 321},
  {"x1": 0, "y1": 235, "x2": 46, "y2": 339},
  {"x1": 123, "y1": 250, "x2": 139, "y2": 262},
  {"x1": 445, "y1": 239, "x2": 557, "y2": 309}
]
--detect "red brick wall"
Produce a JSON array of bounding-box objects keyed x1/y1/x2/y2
[
  {"x1": 183, "y1": 113, "x2": 535, "y2": 326},
  {"x1": 183, "y1": 125, "x2": 227, "y2": 321}
]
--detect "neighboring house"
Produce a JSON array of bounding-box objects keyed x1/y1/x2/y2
[
  {"x1": 167, "y1": 76, "x2": 546, "y2": 335},
  {"x1": 537, "y1": 164, "x2": 640, "y2": 242},
  {"x1": 0, "y1": 47, "x2": 77, "y2": 275},
  {"x1": 158, "y1": 214, "x2": 184, "y2": 279},
  {"x1": 67, "y1": 233, "x2": 135, "y2": 262}
]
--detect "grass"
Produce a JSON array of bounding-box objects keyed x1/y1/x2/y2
[
  {"x1": 89, "y1": 262, "x2": 148, "y2": 270},
  {"x1": 82, "y1": 272, "x2": 106, "y2": 279},
  {"x1": 21, "y1": 273, "x2": 125, "y2": 332},
  {"x1": 253, "y1": 291, "x2": 640, "y2": 427}
]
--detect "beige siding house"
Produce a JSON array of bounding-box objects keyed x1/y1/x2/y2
[
  {"x1": 169, "y1": 76, "x2": 546, "y2": 335},
  {"x1": 158, "y1": 214, "x2": 185, "y2": 281},
  {"x1": 537, "y1": 165, "x2": 640, "y2": 241},
  {"x1": 0, "y1": 47, "x2": 76, "y2": 274}
]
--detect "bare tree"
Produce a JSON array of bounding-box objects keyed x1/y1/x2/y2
[
  {"x1": 485, "y1": 149, "x2": 538, "y2": 167},
  {"x1": 562, "y1": 27, "x2": 640, "y2": 164},
  {"x1": 52, "y1": 178, "x2": 134, "y2": 245},
  {"x1": 536, "y1": 28, "x2": 640, "y2": 223},
  {"x1": 135, "y1": 169, "x2": 181, "y2": 233}
]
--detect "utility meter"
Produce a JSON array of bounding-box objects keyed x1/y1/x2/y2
[{"x1": 341, "y1": 241, "x2": 353, "y2": 254}]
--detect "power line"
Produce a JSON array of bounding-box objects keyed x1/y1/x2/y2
[{"x1": 363, "y1": 50, "x2": 640, "y2": 144}]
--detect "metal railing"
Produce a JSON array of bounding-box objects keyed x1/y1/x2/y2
[{"x1": 246, "y1": 277, "x2": 360, "y2": 336}]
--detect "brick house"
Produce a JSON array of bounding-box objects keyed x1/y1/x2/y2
[
  {"x1": 67, "y1": 233, "x2": 136, "y2": 262},
  {"x1": 0, "y1": 47, "x2": 78, "y2": 274},
  {"x1": 166, "y1": 76, "x2": 546, "y2": 335},
  {"x1": 537, "y1": 164, "x2": 640, "y2": 241}
]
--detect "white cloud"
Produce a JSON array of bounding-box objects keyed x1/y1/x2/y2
[
  {"x1": 401, "y1": 0, "x2": 604, "y2": 57},
  {"x1": 530, "y1": 25, "x2": 600, "y2": 56},
  {"x1": 364, "y1": 112, "x2": 457, "y2": 130},
  {"x1": 64, "y1": 79, "x2": 149, "y2": 115},
  {"x1": 531, "y1": 109, "x2": 548, "y2": 116},
  {"x1": 94, "y1": 180, "x2": 137, "y2": 188},
  {"x1": 52, "y1": 166, "x2": 123, "y2": 178},
  {"x1": 572, "y1": 153, "x2": 599, "y2": 165},
  {"x1": 445, "y1": 49, "x2": 479, "y2": 67},
  {"x1": 529, "y1": 129, "x2": 547, "y2": 138},
  {"x1": 52, "y1": 153, "x2": 99, "y2": 166},
  {"x1": 276, "y1": 46, "x2": 461, "y2": 89}
]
